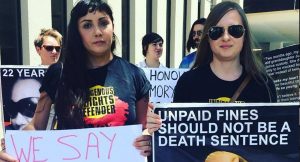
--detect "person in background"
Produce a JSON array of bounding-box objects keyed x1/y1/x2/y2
[
  {"x1": 173, "y1": 1, "x2": 277, "y2": 103},
  {"x1": 0, "y1": 0, "x2": 152, "y2": 161},
  {"x1": 179, "y1": 18, "x2": 206, "y2": 69},
  {"x1": 137, "y1": 32, "x2": 166, "y2": 68},
  {"x1": 34, "y1": 28, "x2": 63, "y2": 65}
]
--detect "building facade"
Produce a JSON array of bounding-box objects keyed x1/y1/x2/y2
[{"x1": 0, "y1": 0, "x2": 298, "y2": 67}]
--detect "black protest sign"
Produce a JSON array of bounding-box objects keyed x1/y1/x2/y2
[
  {"x1": 263, "y1": 44, "x2": 300, "y2": 102},
  {"x1": 153, "y1": 103, "x2": 299, "y2": 162},
  {"x1": 0, "y1": 73, "x2": 4, "y2": 139},
  {"x1": 0, "y1": 66, "x2": 47, "y2": 130}
]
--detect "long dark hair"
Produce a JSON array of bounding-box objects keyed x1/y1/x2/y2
[
  {"x1": 55, "y1": 0, "x2": 115, "y2": 129},
  {"x1": 192, "y1": 1, "x2": 267, "y2": 83},
  {"x1": 186, "y1": 18, "x2": 206, "y2": 52}
]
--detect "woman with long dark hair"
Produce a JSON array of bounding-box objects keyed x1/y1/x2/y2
[
  {"x1": 147, "y1": 2, "x2": 277, "y2": 161},
  {"x1": 147, "y1": 0, "x2": 277, "y2": 137},
  {"x1": 174, "y1": 1, "x2": 277, "y2": 103}
]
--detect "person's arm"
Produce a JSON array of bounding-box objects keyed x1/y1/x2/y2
[
  {"x1": 0, "y1": 151, "x2": 18, "y2": 162},
  {"x1": 23, "y1": 92, "x2": 53, "y2": 130},
  {"x1": 146, "y1": 103, "x2": 162, "y2": 134},
  {"x1": 134, "y1": 95, "x2": 152, "y2": 156},
  {"x1": 0, "y1": 138, "x2": 18, "y2": 162},
  {"x1": 135, "y1": 95, "x2": 149, "y2": 129}
]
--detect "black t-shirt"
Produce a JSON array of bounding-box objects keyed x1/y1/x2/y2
[
  {"x1": 40, "y1": 55, "x2": 151, "y2": 127},
  {"x1": 173, "y1": 64, "x2": 277, "y2": 103}
]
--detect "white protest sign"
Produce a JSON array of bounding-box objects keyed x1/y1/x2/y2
[
  {"x1": 142, "y1": 68, "x2": 188, "y2": 103},
  {"x1": 5, "y1": 125, "x2": 144, "y2": 162}
]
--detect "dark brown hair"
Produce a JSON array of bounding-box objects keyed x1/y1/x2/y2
[
  {"x1": 192, "y1": 1, "x2": 267, "y2": 84},
  {"x1": 55, "y1": 0, "x2": 115, "y2": 129},
  {"x1": 186, "y1": 18, "x2": 206, "y2": 52},
  {"x1": 34, "y1": 28, "x2": 62, "y2": 47},
  {"x1": 142, "y1": 32, "x2": 163, "y2": 56}
]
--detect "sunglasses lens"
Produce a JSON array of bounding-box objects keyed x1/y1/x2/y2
[
  {"x1": 208, "y1": 27, "x2": 223, "y2": 40},
  {"x1": 192, "y1": 30, "x2": 203, "y2": 37},
  {"x1": 54, "y1": 47, "x2": 61, "y2": 52},
  {"x1": 44, "y1": 46, "x2": 53, "y2": 51},
  {"x1": 228, "y1": 25, "x2": 244, "y2": 38},
  {"x1": 43, "y1": 45, "x2": 61, "y2": 52},
  {"x1": 197, "y1": 31, "x2": 202, "y2": 36},
  {"x1": 7, "y1": 97, "x2": 38, "y2": 118},
  {"x1": 192, "y1": 31, "x2": 196, "y2": 37},
  {"x1": 16, "y1": 98, "x2": 38, "y2": 117}
]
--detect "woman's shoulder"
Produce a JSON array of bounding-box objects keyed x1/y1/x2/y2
[
  {"x1": 46, "y1": 62, "x2": 63, "y2": 76},
  {"x1": 111, "y1": 55, "x2": 150, "y2": 89},
  {"x1": 184, "y1": 64, "x2": 209, "y2": 75},
  {"x1": 112, "y1": 55, "x2": 144, "y2": 73},
  {"x1": 179, "y1": 64, "x2": 210, "y2": 82},
  {"x1": 48, "y1": 62, "x2": 62, "y2": 70}
]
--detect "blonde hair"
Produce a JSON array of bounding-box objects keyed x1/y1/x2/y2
[
  {"x1": 205, "y1": 151, "x2": 247, "y2": 162},
  {"x1": 34, "y1": 28, "x2": 63, "y2": 47}
]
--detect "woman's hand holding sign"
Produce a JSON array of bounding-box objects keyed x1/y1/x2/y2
[
  {"x1": 146, "y1": 103, "x2": 162, "y2": 134},
  {"x1": 0, "y1": 152, "x2": 18, "y2": 162},
  {"x1": 0, "y1": 139, "x2": 18, "y2": 162},
  {"x1": 133, "y1": 135, "x2": 152, "y2": 156}
]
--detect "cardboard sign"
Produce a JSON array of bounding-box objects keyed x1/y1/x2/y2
[
  {"x1": 142, "y1": 68, "x2": 188, "y2": 103},
  {"x1": 153, "y1": 103, "x2": 299, "y2": 162},
  {"x1": 5, "y1": 125, "x2": 144, "y2": 162}
]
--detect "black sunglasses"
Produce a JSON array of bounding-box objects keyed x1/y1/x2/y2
[
  {"x1": 6, "y1": 97, "x2": 39, "y2": 118},
  {"x1": 42, "y1": 45, "x2": 61, "y2": 52},
  {"x1": 192, "y1": 30, "x2": 203, "y2": 37},
  {"x1": 208, "y1": 25, "x2": 245, "y2": 40}
]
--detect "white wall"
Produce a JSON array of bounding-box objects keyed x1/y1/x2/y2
[
  {"x1": 21, "y1": 0, "x2": 52, "y2": 65},
  {"x1": 107, "y1": 0, "x2": 123, "y2": 57},
  {"x1": 170, "y1": 0, "x2": 185, "y2": 68},
  {"x1": 185, "y1": 0, "x2": 200, "y2": 55},
  {"x1": 66, "y1": 0, "x2": 78, "y2": 24},
  {"x1": 152, "y1": 0, "x2": 167, "y2": 66},
  {"x1": 129, "y1": 0, "x2": 147, "y2": 64},
  {"x1": 200, "y1": 0, "x2": 211, "y2": 18}
]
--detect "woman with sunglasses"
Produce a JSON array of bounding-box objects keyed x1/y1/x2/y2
[
  {"x1": 173, "y1": 1, "x2": 277, "y2": 103},
  {"x1": 147, "y1": 0, "x2": 277, "y2": 141},
  {"x1": 0, "y1": 0, "x2": 152, "y2": 161},
  {"x1": 146, "y1": 1, "x2": 278, "y2": 161},
  {"x1": 34, "y1": 28, "x2": 62, "y2": 65}
]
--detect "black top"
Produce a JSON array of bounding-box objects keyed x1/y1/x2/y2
[
  {"x1": 40, "y1": 55, "x2": 151, "y2": 127},
  {"x1": 174, "y1": 64, "x2": 277, "y2": 103}
]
